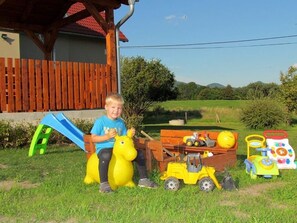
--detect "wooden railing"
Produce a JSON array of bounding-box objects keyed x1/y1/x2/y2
[{"x1": 0, "y1": 58, "x2": 117, "y2": 112}]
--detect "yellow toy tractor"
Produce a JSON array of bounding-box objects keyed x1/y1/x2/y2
[
  {"x1": 183, "y1": 132, "x2": 216, "y2": 147},
  {"x1": 160, "y1": 153, "x2": 224, "y2": 192}
]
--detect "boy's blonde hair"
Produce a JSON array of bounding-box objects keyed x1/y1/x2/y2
[{"x1": 105, "y1": 93, "x2": 124, "y2": 105}]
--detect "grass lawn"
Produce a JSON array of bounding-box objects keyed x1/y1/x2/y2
[{"x1": 1, "y1": 100, "x2": 297, "y2": 223}]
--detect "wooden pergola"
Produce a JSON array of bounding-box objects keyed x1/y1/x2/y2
[
  {"x1": 0, "y1": 0, "x2": 133, "y2": 112},
  {"x1": 0, "y1": 0, "x2": 129, "y2": 83}
]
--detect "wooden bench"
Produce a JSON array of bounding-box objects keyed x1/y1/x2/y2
[{"x1": 146, "y1": 129, "x2": 239, "y2": 172}]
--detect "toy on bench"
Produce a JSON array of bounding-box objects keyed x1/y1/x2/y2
[
  {"x1": 264, "y1": 130, "x2": 296, "y2": 169},
  {"x1": 183, "y1": 132, "x2": 216, "y2": 147}
]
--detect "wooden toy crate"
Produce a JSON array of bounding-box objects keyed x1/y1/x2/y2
[{"x1": 144, "y1": 129, "x2": 239, "y2": 172}]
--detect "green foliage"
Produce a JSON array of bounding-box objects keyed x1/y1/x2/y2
[
  {"x1": 176, "y1": 82, "x2": 203, "y2": 100},
  {"x1": 0, "y1": 120, "x2": 10, "y2": 148},
  {"x1": 197, "y1": 87, "x2": 223, "y2": 100},
  {"x1": 72, "y1": 119, "x2": 93, "y2": 134},
  {"x1": 240, "y1": 99, "x2": 288, "y2": 129},
  {"x1": 243, "y1": 82, "x2": 281, "y2": 100},
  {"x1": 0, "y1": 119, "x2": 93, "y2": 149},
  {"x1": 0, "y1": 120, "x2": 35, "y2": 149},
  {"x1": 280, "y1": 65, "x2": 297, "y2": 113},
  {"x1": 120, "y1": 56, "x2": 177, "y2": 129},
  {"x1": 175, "y1": 81, "x2": 281, "y2": 100},
  {"x1": 222, "y1": 84, "x2": 234, "y2": 99}
]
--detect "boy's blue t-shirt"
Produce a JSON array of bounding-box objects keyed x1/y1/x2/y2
[{"x1": 90, "y1": 115, "x2": 127, "y2": 153}]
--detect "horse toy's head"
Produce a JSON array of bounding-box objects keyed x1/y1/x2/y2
[{"x1": 113, "y1": 130, "x2": 137, "y2": 161}]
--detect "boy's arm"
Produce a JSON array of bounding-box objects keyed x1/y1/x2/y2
[{"x1": 91, "y1": 129, "x2": 117, "y2": 143}]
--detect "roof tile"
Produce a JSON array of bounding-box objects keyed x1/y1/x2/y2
[{"x1": 61, "y1": 3, "x2": 128, "y2": 42}]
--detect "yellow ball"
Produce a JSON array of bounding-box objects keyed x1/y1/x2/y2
[{"x1": 217, "y1": 131, "x2": 235, "y2": 149}]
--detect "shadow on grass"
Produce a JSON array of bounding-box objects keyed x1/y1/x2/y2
[
  {"x1": 290, "y1": 117, "x2": 297, "y2": 125},
  {"x1": 237, "y1": 154, "x2": 247, "y2": 163}
]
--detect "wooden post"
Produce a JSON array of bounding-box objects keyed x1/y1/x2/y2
[
  {"x1": 105, "y1": 9, "x2": 117, "y2": 93},
  {"x1": 84, "y1": 134, "x2": 96, "y2": 159}
]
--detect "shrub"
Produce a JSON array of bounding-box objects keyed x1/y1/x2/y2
[
  {"x1": 0, "y1": 118, "x2": 94, "y2": 149},
  {"x1": 240, "y1": 99, "x2": 288, "y2": 129},
  {"x1": 0, "y1": 120, "x2": 36, "y2": 149},
  {"x1": 0, "y1": 120, "x2": 11, "y2": 148}
]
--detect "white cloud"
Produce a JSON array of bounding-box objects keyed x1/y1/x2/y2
[
  {"x1": 180, "y1": 15, "x2": 187, "y2": 20},
  {"x1": 165, "y1": 15, "x2": 176, "y2": 20},
  {"x1": 165, "y1": 14, "x2": 188, "y2": 22}
]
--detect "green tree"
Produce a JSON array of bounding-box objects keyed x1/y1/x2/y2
[
  {"x1": 222, "y1": 85, "x2": 234, "y2": 100},
  {"x1": 280, "y1": 65, "x2": 297, "y2": 114},
  {"x1": 197, "y1": 87, "x2": 222, "y2": 100},
  {"x1": 120, "y1": 56, "x2": 177, "y2": 130},
  {"x1": 176, "y1": 82, "x2": 201, "y2": 100},
  {"x1": 242, "y1": 82, "x2": 280, "y2": 100}
]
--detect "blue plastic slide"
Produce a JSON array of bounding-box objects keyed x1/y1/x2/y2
[
  {"x1": 29, "y1": 112, "x2": 86, "y2": 156},
  {"x1": 40, "y1": 112, "x2": 85, "y2": 151}
]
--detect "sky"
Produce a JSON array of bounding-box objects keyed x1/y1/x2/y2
[{"x1": 114, "y1": 0, "x2": 297, "y2": 88}]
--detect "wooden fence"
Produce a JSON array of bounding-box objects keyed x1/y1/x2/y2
[{"x1": 0, "y1": 58, "x2": 116, "y2": 113}]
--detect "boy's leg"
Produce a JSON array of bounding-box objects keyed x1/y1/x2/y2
[
  {"x1": 134, "y1": 149, "x2": 158, "y2": 189},
  {"x1": 98, "y1": 148, "x2": 113, "y2": 193}
]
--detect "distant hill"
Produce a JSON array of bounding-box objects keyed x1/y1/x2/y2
[
  {"x1": 175, "y1": 81, "x2": 225, "y2": 88},
  {"x1": 207, "y1": 83, "x2": 225, "y2": 88}
]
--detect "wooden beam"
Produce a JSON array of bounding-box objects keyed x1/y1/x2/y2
[
  {"x1": 44, "y1": 29, "x2": 58, "y2": 56},
  {"x1": 46, "y1": 9, "x2": 91, "y2": 32},
  {"x1": 0, "y1": 20, "x2": 45, "y2": 33},
  {"x1": 24, "y1": 29, "x2": 56, "y2": 60},
  {"x1": 82, "y1": 0, "x2": 108, "y2": 33},
  {"x1": 24, "y1": 30, "x2": 47, "y2": 54},
  {"x1": 21, "y1": 0, "x2": 36, "y2": 22},
  {"x1": 53, "y1": 1, "x2": 74, "y2": 21},
  {"x1": 0, "y1": 0, "x2": 6, "y2": 6}
]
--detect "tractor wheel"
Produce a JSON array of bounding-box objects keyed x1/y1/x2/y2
[
  {"x1": 164, "y1": 177, "x2": 180, "y2": 191},
  {"x1": 194, "y1": 141, "x2": 199, "y2": 147},
  {"x1": 198, "y1": 177, "x2": 215, "y2": 192},
  {"x1": 250, "y1": 170, "x2": 257, "y2": 180},
  {"x1": 186, "y1": 139, "x2": 193, "y2": 146}
]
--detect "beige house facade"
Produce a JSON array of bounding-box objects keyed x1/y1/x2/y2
[
  {"x1": 0, "y1": 31, "x2": 20, "y2": 59},
  {"x1": 1, "y1": 30, "x2": 106, "y2": 64}
]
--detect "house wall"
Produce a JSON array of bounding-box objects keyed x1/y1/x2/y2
[
  {"x1": 0, "y1": 32, "x2": 20, "y2": 59},
  {"x1": 54, "y1": 33, "x2": 106, "y2": 64},
  {"x1": 0, "y1": 32, "x2": 107, "y2": 63}
]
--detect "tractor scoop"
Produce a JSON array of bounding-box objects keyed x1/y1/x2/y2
[{"x1": 220, "y1": 172, "x2": 237, "y2": 191}]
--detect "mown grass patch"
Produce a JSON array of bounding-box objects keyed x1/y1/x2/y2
[
  {"x1": 1, "y1": 100, "x2": 297, "y2": 222},
  {"x1": 1, "y1": 147, "x2": 296, "y2": 223}
]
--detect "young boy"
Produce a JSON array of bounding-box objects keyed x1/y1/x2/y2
[{"x1": 91, "y1": 93, "x2": 158, "y2": 193}]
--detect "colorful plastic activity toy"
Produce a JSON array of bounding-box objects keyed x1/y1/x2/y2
[
  {"x1": 264, "y1": 130, "x2": 296, "y2": 169},
  {"x1": 29, "y1": 113, "x2": 85, "y2": 156},
  {"x1": 244, "y1": 134, "x2": 279, "y2": 179},
  {"x1": 84, "y1": 132, "x2": 137, "y2": 190}
]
